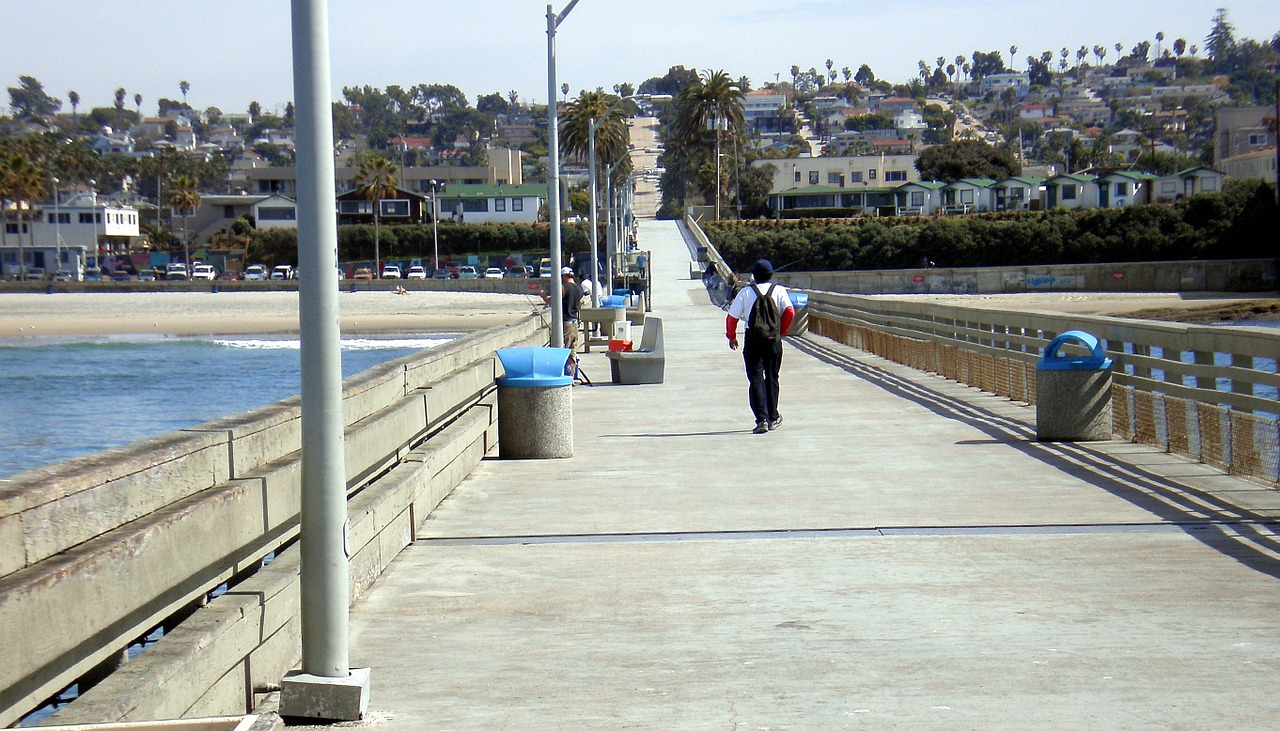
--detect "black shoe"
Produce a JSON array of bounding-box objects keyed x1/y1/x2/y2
[
  {"x1": 752, "y1": 421, "x2": 769, "y2": 434},
  {"x1": 769, "y1": 415, "x2": 783, "y2": 430}
]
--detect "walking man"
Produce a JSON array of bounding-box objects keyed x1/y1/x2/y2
[
  {"x1": 542, "y1": 266, "x2": 584, "y2": 352},
  {"x1": 726, "y1": 259, "x2": 795, "y2": 434}
]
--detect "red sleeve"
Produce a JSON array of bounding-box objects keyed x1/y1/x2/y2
[
  {"x1": 726, "y1": 315, "x2": 739, "y2": 340},
  {"x1": 780, "y1": 306, "x2": 795, "y2": 336}
]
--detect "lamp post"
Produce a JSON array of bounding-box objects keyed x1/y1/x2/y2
[
  {"x1": 426, "y1": 179, "x2": 442, "y2": 270},
  {"x1": 88, "y1": 178, "x2": 99, "y2": 272},
  {"x1": 51, "y1": 176, "x2": 61, "y2": 276},
  {"x1": 587, "y1": 93, "x2": 669, "y2": 306},
  {"x1": 545, "y1": 0, "x2": 582, "y2": 348}
]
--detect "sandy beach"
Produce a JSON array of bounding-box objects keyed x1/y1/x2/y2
[
  {"x1": 0, "y1": 290, "x2": 546, "y2": 338},
  {"x1": 0, "y1": 289, "x2": 1276, "y2": 340}
]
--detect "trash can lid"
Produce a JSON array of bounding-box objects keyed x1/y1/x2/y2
[
  {"x1": 1036, "y1": 330, "x2": 1113, "y2": 371},
  {"x1": 600, "y1": 295, "x2": 627, "y2": 308},
  {"x1": 788, "y1": 292, "x2": 809, "y2": 307},
  {"x1": 496, "y1": 346, "x2": 574, "y2": 387}
]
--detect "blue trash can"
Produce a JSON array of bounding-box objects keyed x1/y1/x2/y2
[
  {"x1": 495, "y1": 347, "x2": 574, "y2": 458},
  {"x1": 787, "y1": 291, "x2": 810, "y2": 336},
  {"x1": 1035, "y1": 330, "x2": 1113, "y2": 442}
]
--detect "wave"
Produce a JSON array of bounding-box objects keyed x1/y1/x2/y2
[{"x1": 212, "y1": 336, "x2": 453, "y2": 351}]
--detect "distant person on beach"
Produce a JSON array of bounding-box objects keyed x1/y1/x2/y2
[{"x1": 725, "y1": 259, "x2": 795, "y2": 435}]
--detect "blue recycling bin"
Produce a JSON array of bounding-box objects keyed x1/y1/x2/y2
[
  {"x1": 1035, "y1": 330, "x2": 1113, "y2": 442},
  {"x1": 787, "y1": 291, "x2": 810, "y2": 336},
  {"x1": 495, "y1": 347, "x2": 573, "y2": 458}
]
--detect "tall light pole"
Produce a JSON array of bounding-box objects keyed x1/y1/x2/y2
[
  {"x1": 427, "y1": 179, "x2": 442, "y2": 270},
  {"x1": 51, "y1": 176, "x2": 61, "y2": 276},
  {"x1": 279, "y1": 0, "x2": 370, "y2": 721},
  {"x1": 87, "y1": 178, "x2": 99, "y2": 272},
  {"x1": 546, "y1": 0, "x2": 581, "y2": 348}
]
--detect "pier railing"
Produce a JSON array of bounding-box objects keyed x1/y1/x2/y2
[
  {"x1": 805, "y1": 292, "x2": 1280, "y2": 486},
  {"x1": 0, "y1": 317, "x2": 545, "y2": 727}
]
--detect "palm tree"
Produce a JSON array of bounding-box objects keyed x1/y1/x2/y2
[
  {"x1": 114, "y1": 87, "x2": 126, "y2": 129},
  {"x1": 352, "y1": 154, "x2": 398, "y2": 277},
  {"x1": 560, "y1": 91, "x2": 633, "y2": 191},
  {"x1": 674, "y1": 70, "x2": 744, "y2": 217},
  {"x1": 1009, "y1": 46, "x2": 1019, "y2": 70},
  {"x1": 180, "y1": 80, "x2": 190, "y2": 106},
  {"x1": 68, "y1": 91, "x2": 79, "y2": 123},
  {"x1": 560, "y1": 83, "x2": 569, "y2": 104},
  {"x1": 1155, "y1": 31, "x2": 1165, "y2": 58},
  {"x1": 168, "y1": 175, "x2": 201, "y2": 274},
  {"x1": 4, "y1": 156, "x2": 47, "y2": 280},
  {"x1": 134, "y1": 93, "x2": 143, "y2": 121}
]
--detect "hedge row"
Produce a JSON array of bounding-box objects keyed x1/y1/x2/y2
[
  {"x1": 250, "y1": 221, "x2": 600, "y2": 266},
  {"x1": 704, "y1": 179, "x2": 1278, "y2": 272}
]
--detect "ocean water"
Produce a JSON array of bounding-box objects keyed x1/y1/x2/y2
[{"x1": 0, "y1": 334, "x2": 454, "y2": 478}]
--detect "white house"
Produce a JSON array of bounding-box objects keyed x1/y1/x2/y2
[
  {"x1": 993, "y1": 177, "x2": 1045, "y2": 211},
  {"x1": 1154, "y1": 167, "x2": 1226, "y2": 202},
  {"x1": 1093, "y1": 171, "x2": 1156, "y2": 207},
  {"x1": 433, "y1": 183, "x2": 544, "y2": 224},
  {"x1": 755, "y1": 154, "x2": 921, "y2": 193},
  {"x1": 1041, "y1": 173, "x2": 1099, "y2": 210},
  {"x1": 895, "y1": 181, "x2": 946, "y2": 216},
  {"x1": 941, "y1": 178, "x2": 997, "y2": 213},
  {"x1": 2, "y1": 192, "x2": 140, "y2": 277}
]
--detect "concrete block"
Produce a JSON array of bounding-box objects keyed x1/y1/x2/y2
[
  {"x1": 279, "y1": 668, "x2": 370, "y2": 722},
  {"x1": 0, "y1": 513, "x2": 23, "y2": 577},
  {"x1": 1036, "y1": 369, "x2": 1114, "y2": 441},
  {"x1": 497, "y1": 384, "x2": 573, "y2": 459}
]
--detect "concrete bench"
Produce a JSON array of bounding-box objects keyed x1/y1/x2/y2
[{"x1": 606, "y1": 316, "x2": 664, "y2": 384}]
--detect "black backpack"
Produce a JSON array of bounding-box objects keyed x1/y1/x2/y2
[{"x1": 747, "y1": 283, "x2": 781, "y2": 343}]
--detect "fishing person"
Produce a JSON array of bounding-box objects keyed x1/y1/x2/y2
[{"x1": 725, "y1": 259, "x2": 795, "y2": 434}]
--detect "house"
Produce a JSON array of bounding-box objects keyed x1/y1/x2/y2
[
  {"x1": 185, "y1": 193, "x2": 298, "y2": 244},
  {"x1": 1153, "y1": 167, "x2": 1226, "y2": 202},
  {"x1": 431, "y1": 183, "x2": 544, "y2": 224},
  {"x1": 336, "y1": 187, "x2": 429, "y2": 226},
  {"x1": 766, "y1": 185, "x2": 899, "y2": 217},
  {"x1": 941, "y1": 179, "x2": 997, "y2": 213},
  {"x1": 874, "y1": 97, "x2": 917, "y2": 114},
  {"x1": 755, "y1": 154, "x2": 920, "y2": 193},
  {"x1": 1213, "y1": 107, "x2": 1277, "y2": 166},
  {"x1": 1093, "y1": 171, "x2": 1157, "y2": 207},
  {"x1": 1218, "y1": 147, "x2": 1277, "y2": 188},
  {"x1": 979, "y1": 72, "x2": 1031, "y2": 99},
  {"x1": 895, "y1": 181, "x2": 946, "y2": 216},
  {"x1": 1041, "y1": 173, "x2": 1099, "y2": 210},
  {"x1": 245, "y1": 147, "x2": 524, "y2": 199},
  {"x1": 993, "y1": 177, "x2": 1045, "y2": 212},
  {"x1": 1019, "y1": 104, "x2": 1052, "y2": 121},
  {"x1": 744, "y1": 90, "x2": 791, "y2": 134},
  {"x1": 1, "y1": 192, "x2": 141, "y2": 277}
]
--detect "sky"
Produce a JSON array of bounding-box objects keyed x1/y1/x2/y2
[{"x1": 3, "y1": 1, "x2": 1278, "y2": 117}]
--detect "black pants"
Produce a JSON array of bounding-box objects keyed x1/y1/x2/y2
[{"x1": 742, "y1": 336, "x2": 782, "y2": 423}]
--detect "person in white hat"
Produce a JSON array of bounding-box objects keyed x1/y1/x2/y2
[{"x1": 541, "y1": 267, "x2": 585, "y2": 352}]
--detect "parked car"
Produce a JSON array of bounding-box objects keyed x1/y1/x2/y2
[
  {"x1": 539, "y1": 264, "x2": 553, "y2": 277},
  {"x1": 382, "y1": 264, "x2": 402, "y2": 279},
  {"x1": 53, "y1": 270, "x2": 75, "y2": 281},
  {"x1": 136, "y1": 269, "x2": 156, "y2": 282},
  {"x1": 504, "y1": 267, "x2": 527, "y2": 279},
  {"x1": 270, "y1": 264, "x2": 293, "y2": 280},
  {"x1": 191, "y1": 264, "x2": 217, "y2": 281},
  {"x1": 165, "y1": 264, "x2": 188, "y2": 281},
  {"x1": 405, "y1": 265, "x2": 427, "y2": 279},
  {"x1": 431, "y1": 268, "x2": 451, "y2": 279},
  {"x1": 110, "y1": 269, "x2": 132, "y2": 282},
  {"x1": 25, "y1": 267, "x2": 46, "y2": 280},
  {"x1": 352, "y1": 267, "x2": 374, "y2": 280},
  {"x1": 217, "y1": 272, "x2": 239, "y2": 281},
  {"x1": 243, "y1": 264, "x2": 268, "y2": 281},
  {"x1": 457, "y1": 265, "x2": 478, "y2": 279},
  {"x1": 483, "y1": 267, "x2": 505, "y2": 279},
  {"x1": 83, "y1": 267, "x2": 104, "y2": 281}
]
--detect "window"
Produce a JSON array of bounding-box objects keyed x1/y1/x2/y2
[
  {"x1": 827, "y1": 172, "x2": 842, "y2": 185},
  {"x1": 495, "y1": 198, "x2": 506, "y2": 212},
  {"x1": 960, "y1": 189, "x2": 974, "y2": 204},
  {"x1": 885, "y1": 170, "x2": 907, "y2": 182},
  {"x1": 338, "y1": 200, "x2": 371, "y2": 215},
  {"x1": 79, "y1": 213, "x2": 95, "y2": 224},
  {"x1": 512, "y1": 198, "x2": 524, "y2": 212},
  {"x1": 807, "y1": 171, "x2": 819, "y2": 185},
  {"x1": 1114, "y1": 182, "x2": 1128, "y2": 197},
  {"x1": 1161, "y1": 181, "x2": 1177, "y2": 194},
  {"x1": 1061, "y1": 184, "x2": 1077, "y2": 200},
  {"x1": 1248, "y1": 133, "x2": 1264, "y2": 146},
  {"x1": 47, "y1": 212, "x2": 71, "y2": 224},
  {"x1": 848, "y1": 171, "x2": 863, "y2": 183},
  {"x1": 1009, "y1": 188, "x2": 1025, "y2": 200},
  {"x1": 1200, "y1": 177, "x2": 1217, "y2": 192},
  {"x1": 793, "y1": 170, "x2": 801, "y2": 182},
  {"x1": 462, "y1": 199, "x2": 488, "y2": 213},
  {"x1": 380, "y1": 199, "x2": 410, "y2": 217},
  {"x1": 223, "y1": 205, "x2": 237, "y2": 218},
  {"x1": 258, "y1": 207, "x2": 296, "y2": 221},
  {"x1": 909, "y1": 192, "x2": 925, "y2": 206},
  {"x1": 868, "y1": 169, "x2": 877, "y2": 180}
]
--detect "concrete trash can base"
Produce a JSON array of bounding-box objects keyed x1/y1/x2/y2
[
  {"x1": 1035, "y1": 330, "x2": 1113, "y2": 442},
  {"x1": 495, "y1": 347, "x2": 574, "y2": 459}
]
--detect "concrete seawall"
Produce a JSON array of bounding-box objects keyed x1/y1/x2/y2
[{"x1": 0, "y1": 316, "x2": 546, "y2": 727}]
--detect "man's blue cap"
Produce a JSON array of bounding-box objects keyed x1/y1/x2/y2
[{"x1": 751, "y1": 259, "x2": 774, "y2": 278}]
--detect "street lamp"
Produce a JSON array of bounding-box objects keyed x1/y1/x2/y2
[
  {"x1": 51, "y1": 176, "x2": 61, "y2": 276},
  {"x1": 425, "y1": 179, "x2": 444, "y2": 270},
  {"x1": 545, "y1": 0, "x2": 582, "y2": 348},
  {"x1": 88, "y1": 178, "x2": 99, "y2": 272},
  {"x1": 587, "y1": 93, "x2": 669, "y2": 306}
]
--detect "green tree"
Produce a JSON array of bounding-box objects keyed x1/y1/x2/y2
[
  {"x1": 168, "y1": 175, "x2": 201, "y2": 272},
  {"x1": 67, "y1": 90, "x2": 80, "y2": 122},
  {"x1": 559, "y1": 91, "x2": 632, "y2": 193},
  {"x1": 671, "y1": 70, "x2": 744, "y2": 215},
  {"x1": 352, "y1": 153, "x2": 398, "y2": 276},
  {"x1": 179, "y1": 80, "x2": 190, "y2": 106},
  {"x1": 1205, "y1": 7, "x2": 1237, "y2": 71},
  {"x1": 915, "y1": 139, "x2": 1021, "y2": 182},
  {"x1": 7, "y1": 76, "x2": 62, "y2": 120}
]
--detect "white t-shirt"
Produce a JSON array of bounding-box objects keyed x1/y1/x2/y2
[
  {"x1": 728, "y1": 280, "x2": 792, "y2": 326},
  {"x1": 580, "y1": 278, "x2": 594, "y2": 299}
]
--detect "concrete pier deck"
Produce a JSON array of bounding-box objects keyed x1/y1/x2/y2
[{"x1": 331, "y1": 221, "x2": 1280, "y2": 729}]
